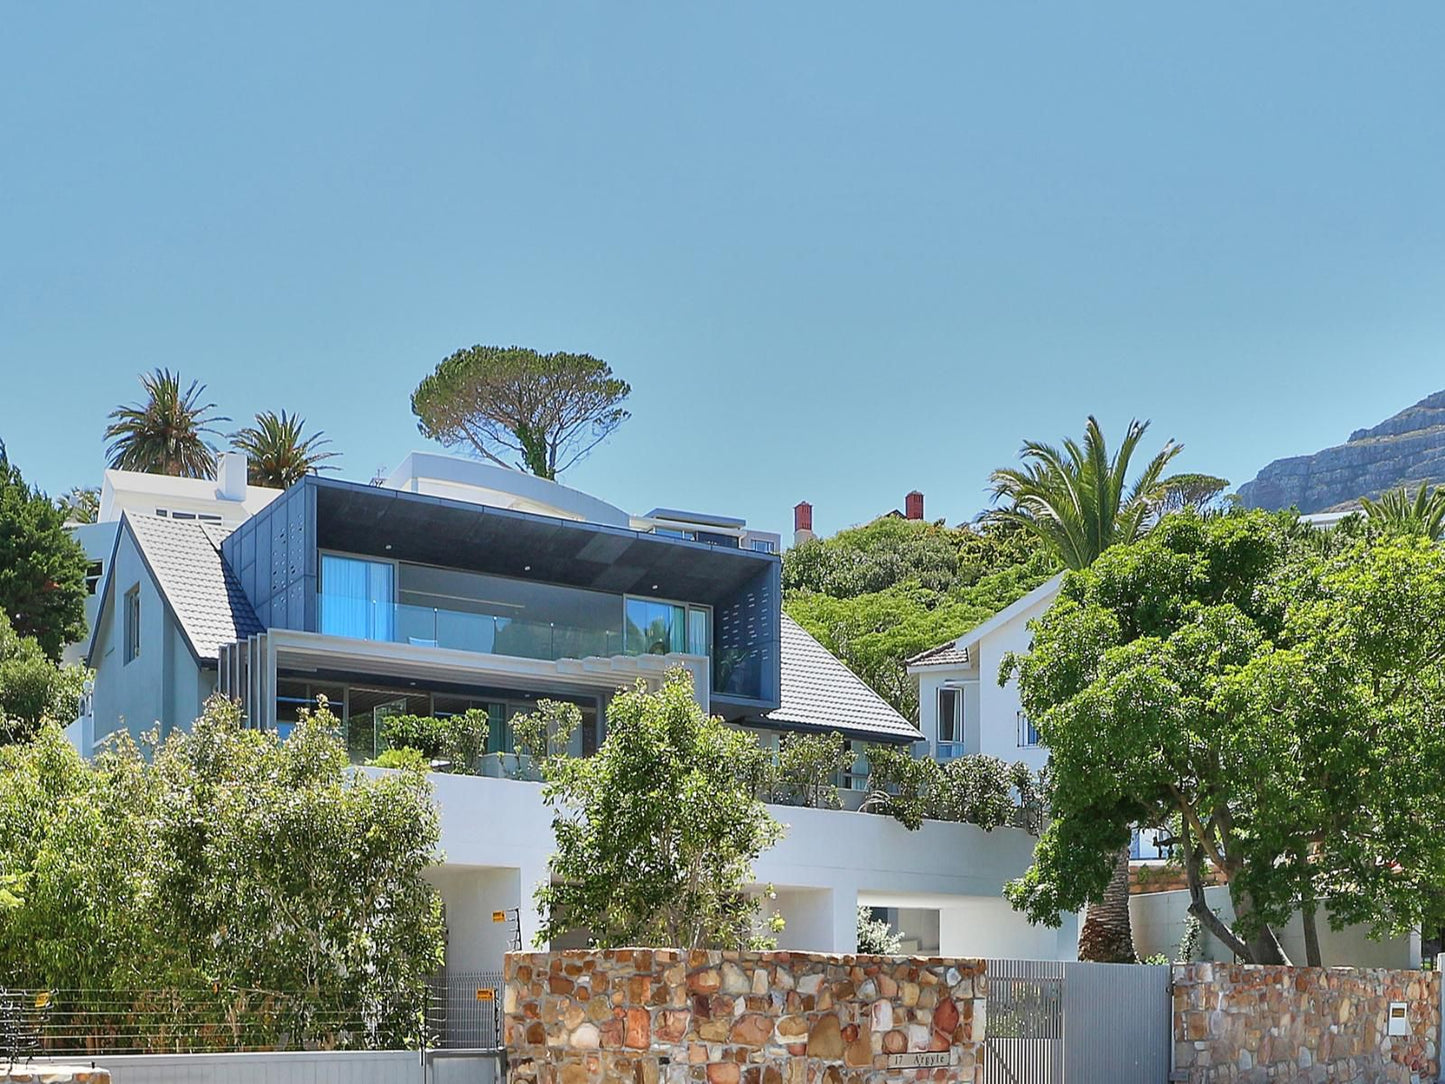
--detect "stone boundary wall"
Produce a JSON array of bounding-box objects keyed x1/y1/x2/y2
[
  {"x1": 1173, "y1": 961, "x2": 1441, "y2": 1082},
  {"x1": 2, "y1": 1068, "x2": 110, "y2": 1084},
  {"x1": 503, "y1": 948, "x2": 987, "y2": 1083}
]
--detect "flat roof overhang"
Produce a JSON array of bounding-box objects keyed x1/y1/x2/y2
[
  {"x1": 311, "y1": 477, "x2": 777, "y2": 604},
  {"x1": 262, "y1": 629, "x2": 710, "y2": 705}
]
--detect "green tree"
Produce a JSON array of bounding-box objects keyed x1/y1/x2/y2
[
  {"x1": 535, "y1": 673, "x2": 782, "y2": 949},
  {"x1": 379, "y1": 708, "x2": 490, "y2": 774},
  {"x1": 0, "y1": 450, "x2": 88, "y2": 659},
  {"x1": 229, "y1": 410, "x2": 340, "y2": 489},
  {"x1": 861, "y1": 744, "x2": 1042, "y2": 833},
  {"x1": 104, "y1": 369, "x2": 228, "y2": 478},
  {"x1": 0, "y1": 611, "x2": 88, "y2": 744},
  {"x1": 55, "y1": 486, "x2": 99, "y2": 524},
  {"x1": 1151, "y1": 472, "x2": 1231, "y2": 516},
  {"x1": 1360, "y1": 483, "x2": 1445, "y2": 541},
  {"x1": 987, "y1": 414, "x2": 1182, "y2": 963},
  {"x1": 757, "y1": 732, "x2": 854, "y2": 809},
  {"x1": 1003, "y1": 512, "x2": 1445, "y2": 965},
  {"x1": 412, "y1": 345, "x2": 631, "y2": 480},
  {"x1": 0, "y1": 700, "x2": 444, "y2": 1048},
  {"x1": 988, "y1": 415, "x2": 1182, "y2": 571},
  {"x1": 510, "y1": 699, "x2": 581, "y2": 765}
]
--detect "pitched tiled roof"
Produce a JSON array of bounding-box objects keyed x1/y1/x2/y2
[
  {"x1": 765, "y1": 615, "x2": 923, "y2": 743},
  {"x1": 905, "y1": 640, "x2": 971, "y2": 668},
  {"x1": 126, "y1": 514, "x2": 263, "y2": 661}
]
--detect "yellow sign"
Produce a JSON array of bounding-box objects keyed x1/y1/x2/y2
[
  {"x1": 492, "y1": 910, "x2": 507, "y2": 923},
  {"x1": 475, "y1": 988, "x2": 495, "y2": 1002},
  {"x1": 34, "y1": 992, "x2": 51, "y2": 1009}
]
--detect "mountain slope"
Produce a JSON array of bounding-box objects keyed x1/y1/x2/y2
[{"x1": 1238, "y1": 390, "x2": 1445, "y2": 513}]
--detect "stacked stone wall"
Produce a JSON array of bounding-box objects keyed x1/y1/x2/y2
[
  {"x1": 503, "y1": 948, "x2": 986, "y2": 1084},
  {"x1": 1173, "y1": 962, "x2": 1441, "y2": 1082}
]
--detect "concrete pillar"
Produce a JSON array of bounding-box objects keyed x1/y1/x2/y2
[{"x1": 772, "y1": 885, "x2": 858, "y2": 953}]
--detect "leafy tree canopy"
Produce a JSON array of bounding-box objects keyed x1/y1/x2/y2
[
  {"x1": 535, "y1": 673, "x2": 782, "y2": 950},
  {"x1": 0, "y1": 699, "x2": 444, "y2": 1049},
  {"x1": 55, "y1": 486, "x2": 99, "y2": 524},
  {"x1": 1004, "y1": 510, "x2": 1445, "y2": 965},
  {"x1": 230, "y1": 410, "x2": 339, "y2": 489},
  {"x1": 989, "y1": 415, "x2": 1182, "y2": 571},
  {"x1": 412, "y1": 345, "x2": 630, "y2": 480},
  {"x1": 1360, "y1": 483, "x2": 1445, "y2": 541},
  {"x1": 0, "y1": 611, "x2": 87, "y2": 744},
  {"x1": 1151, "y1": 472, "x2": 1231, "y2": 516},
  {"x1": 0, "y1": 450, "x2": 88, "y2": 659},
  {"x1": 104, "y1": 369, "x2": 227, "y2": 478}
]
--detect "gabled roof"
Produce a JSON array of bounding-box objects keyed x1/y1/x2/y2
[
  {"x1": 763, "y1": 615, "x2": 923, "y2": 744},
  {"x1": 905, "y1": 641, "x2": 971, "y2": 669},
  {"x1": 905, "y1": 573, "x2": 1065, "y2": 676},
  {"x1": 91, "y1": 514, "x2": 263, "y2": 665}
]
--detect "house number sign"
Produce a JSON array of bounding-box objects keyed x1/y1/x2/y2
[{"x1": 886, "y1": 1053, "x2": 952, "y2": 1069}]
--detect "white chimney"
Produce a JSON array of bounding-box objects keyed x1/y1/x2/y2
[{"x1": 217, "y1": 452, "x2": 248, "y2": 501}]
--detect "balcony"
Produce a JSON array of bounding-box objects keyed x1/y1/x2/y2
[{"x1": 319, "y1": 594, "x2": 626, "y2": 662}]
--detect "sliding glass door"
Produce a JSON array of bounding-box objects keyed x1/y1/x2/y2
[{"x1": 320, "y1": 554, "x2": 395, "y2": 641}]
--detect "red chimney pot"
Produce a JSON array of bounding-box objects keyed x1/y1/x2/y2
[
  {"x1": 905, "y1": 491, "x2": 924, "y2": 521},
  {"x1": 794, "y1": 501, "x2": 813, "y2": 533}
]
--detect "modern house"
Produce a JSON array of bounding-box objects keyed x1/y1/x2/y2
[{"x1": 75, "y1": 454, "x2": 1075, "y2": 986}]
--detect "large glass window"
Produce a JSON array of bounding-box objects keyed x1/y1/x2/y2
[
  {"x1": 624, "y1": 598, "x2": 710, "y2": 656},
  {"x1": 320, "y1": 554, "x2": 395, "y2": 640},
  {"x1": 938, "y1": 688, "x2": 960, "y2": 743},
  {"x1": 123, "y1": 585, "x2": 141, "y2": 664}
]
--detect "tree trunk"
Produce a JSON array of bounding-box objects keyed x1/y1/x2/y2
[
  {"x1": 1301, "y1": 896, "x2": 1323, "y2": 968},
  {"x1": 1077, "y1": 845, "x2": 1136, "y2": 963}
]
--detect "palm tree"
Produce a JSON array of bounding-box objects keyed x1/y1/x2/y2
[
  {"x1": 990, "y1": 416, "x2": 1182, "y2": 964},
  {"x1": 104, "y1": 370, "x2": 227, "y2": 478},
  {"x1": 229, "y1": 410, "x2": 339, "y2": 489},
  {"x1": 1360, "y1": 483, "x2": 1445, "y2": 541},
  {"x1": 989, "y1": 416, "x2": 1183, "y2": 570}
]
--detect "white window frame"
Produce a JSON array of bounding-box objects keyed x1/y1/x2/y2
[{"x1": 937, "y1": 687, "x2": 962, "y2": 744}]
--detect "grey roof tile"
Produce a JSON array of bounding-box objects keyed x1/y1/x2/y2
[
  {"x1": 766, "y1": 614, "x2": 923, "y2": 743},
  {"x1": 127, "y1": 514, "x2": 263, "y2": 661},
  {"x1": 906, "y1": 640, "x2": 971, "y2": 668}
]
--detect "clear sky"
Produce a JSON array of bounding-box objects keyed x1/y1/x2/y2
[{"x1": 5, "y1": 3, "x2": 1445, "y2": 538}]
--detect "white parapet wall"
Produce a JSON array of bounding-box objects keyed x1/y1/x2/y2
[{"x1": 423, "y1": 771, "x2": 1073, "y2": 970}]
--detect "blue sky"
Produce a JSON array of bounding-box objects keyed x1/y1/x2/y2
[{"x1": 5, "y1": 3, "x2": 1445, "y2": 538}]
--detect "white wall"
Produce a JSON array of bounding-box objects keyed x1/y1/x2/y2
[
  {"x1": 422, "y1": 771, "x2": 1064, "y2": 971},
  {"x1": 939, "y1": 896, "x2": 1079, "y2": 961},
  {"x1": 1130, "y1": 886, "x2": 1418, "y2": 968},
  {"x1": 972, "y1": 596, "x2": 1054, "y2": 773}
]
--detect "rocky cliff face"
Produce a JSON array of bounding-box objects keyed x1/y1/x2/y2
[{"x1": 1238, "y1": 390, "x2": 1445, "y2": 513}]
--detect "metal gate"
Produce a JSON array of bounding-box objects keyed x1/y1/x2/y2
[
  {"x1": 982, "y1": 959, "x2": 1169, "y2": 1084},
  {"x1": 982, "y1": 959, "x2": 1064, "y2": 1084}
]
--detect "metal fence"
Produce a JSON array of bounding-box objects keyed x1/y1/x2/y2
[{"x1": 425, "y1": 971, "x2": 504, "y2": 1050}]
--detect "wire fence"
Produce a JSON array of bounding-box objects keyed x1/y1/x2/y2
[{"x1": 0, "y1": 983, "x2": 464, "y2": 1059}]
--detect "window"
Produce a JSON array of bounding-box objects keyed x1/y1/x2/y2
[
  {"x1": 320, "y1": 554, "x2": 395, "y2": 641},
  {"x1": 155, "y1": 508, "x2": 169, "y2": 517},
  {"x1": 170, "y1": 511, "x2": 196, "y2": 521},
  {"x1": 85, "y1": 561, "x2": 103, "y2": 596},
  {"x1": 198, "y1": 513, "x2": 222, "y2": 523},
  {"x1": 1018, "y1": 711, "x2": 1040, "y2": 747},
  {"x1": 749, "y1": 539, "x2": 776, "y2": 554},
  {"x1": 837, "y1": 740, "x2": 870, "y2": 791},
  {"x1": 938, "y1": 688, "x2": 961, "y2": 743},
  {"x1": 624, "y1": 597, "x2": 710, "y2": 656},
  {"x1": 123, "y1": 585, "x2": 141, "y2": 664}
]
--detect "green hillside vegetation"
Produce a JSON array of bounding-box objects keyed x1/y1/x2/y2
[{"x1": 783, "y1": 517, "x2": 1058, "y2": 720}]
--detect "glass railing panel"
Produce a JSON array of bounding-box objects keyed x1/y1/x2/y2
[{"x1": 318, "y1": 594, "x2": 633, "y2": 664}]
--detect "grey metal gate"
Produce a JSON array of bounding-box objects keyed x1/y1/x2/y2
[
  {"x1": 984, "y1": 959, "x2": 1169, "y2": 1083},
  {"x1": 427, "y1": 970, "x2": 504, "y2": 1049},
  {"x1": 982, "y1": 958, "x2": 1064, "y2": 1084},
  {"x1": 1061, "y1": 961, "x2": 1170, "y2": 1082}
]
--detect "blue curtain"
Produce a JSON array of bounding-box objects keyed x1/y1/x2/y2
[{"x1": 321, "y1": 555, "x2": 394, "y2": 640}]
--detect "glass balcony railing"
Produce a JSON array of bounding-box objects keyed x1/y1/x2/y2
[{"x1": 318, "y1": 594, "x2": 626, "y2": 662}]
